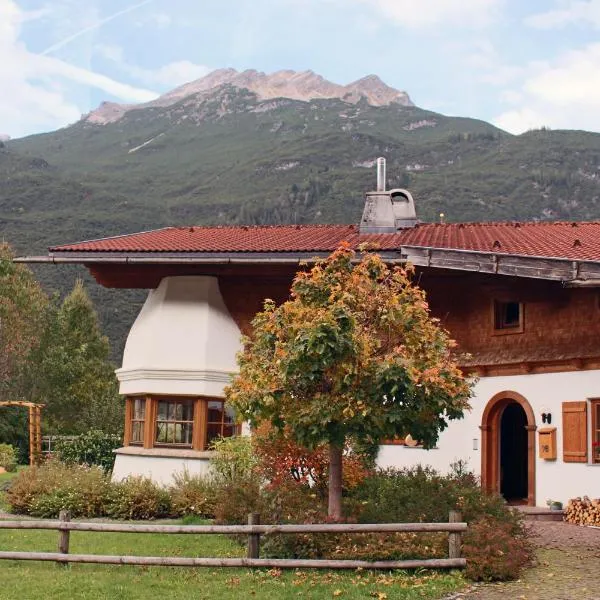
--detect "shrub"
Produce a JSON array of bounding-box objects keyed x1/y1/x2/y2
[
  {"x1": 54, "y1": 429, "x2": 121, "y2": 472},
  {"x1": 213, "y1": 477, "x2": 263, "y2": 525},
  {"x1": 463, "y1": 517, "x2": 534, "y2": 581},
  {"x1": 348, "y1": 465, "x2": 534, "y2": 581},
  {"x1": 210, "y1": 436, "x2": 259, "y2": 484},
  {"x1": 108, "y1": 476, "x2": 171, "y2": 520},
  {"x1": 253, "y1": 424, "x2": 372, "y2": 498},
  {"x1": 170, "y1": 471, "x2": 218, "y2": 518},
  {"x1": 0, "y1": 443, "x2": 17, "y2": 472},
  {"x1": 6, "y1": 461, "x2": 111, "y2": 517}
]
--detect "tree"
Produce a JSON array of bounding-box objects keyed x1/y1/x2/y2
[
  {"x1": 0, "y1": 244, "x2": 48, "y2": 400},
  {"x1": 0, "y1": 244, "x2": 48, "y2": 459},
  {"x1": 226, "y1": 245, "x2": 472, "y2": 519},
  {"x1": 27, "y1": 280, "x2": 123, "y2": 434}
]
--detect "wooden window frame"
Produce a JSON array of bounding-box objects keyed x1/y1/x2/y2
[
  {"x1": 155, "y1": 398, "x2": 195, "y2": 448},
  {"x1": 492, "y1": 300, "x2": 524, "y2": 335},
  {"x1": 125, "y1": 395, "x2": 239, "y2": 451},
  {"x1": 129, "y1": 397, "x2": 146, "y2": 446},
  {"x1": 591, "y1": 399, "x2": 600, "y2": 465}
]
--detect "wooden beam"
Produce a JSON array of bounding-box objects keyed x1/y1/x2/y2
[{"x1": 0, "y1": 552, "x2": 466, "y2": 569}]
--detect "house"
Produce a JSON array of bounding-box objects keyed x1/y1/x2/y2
[{"x1": 21, "y1": 159, "x2": 600, "y2": 507}]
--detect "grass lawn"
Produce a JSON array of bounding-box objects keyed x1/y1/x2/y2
[{"x1": 0, "y1": 523, "x2": 467, "y2": 600}]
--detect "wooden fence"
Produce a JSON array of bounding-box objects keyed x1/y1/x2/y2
[{"x1": 0, "y1": 510, "x2": 467, "y2": 570}]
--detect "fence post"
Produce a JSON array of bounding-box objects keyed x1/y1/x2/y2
[
  {"x1": 57, "y1": 510, "x2": 71, "y2": 566},
  {"x1": 448, "y1": 510, "x2": 462, "y2": 559},
  {"x1": 247, "y1": 513, "x2": 260, "y2": 559}
]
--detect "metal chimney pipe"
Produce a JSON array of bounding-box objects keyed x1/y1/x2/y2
[{"x1": 376, "y1": 157, "x2": 386, "y2": 192}]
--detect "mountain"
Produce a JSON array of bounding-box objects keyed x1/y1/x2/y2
[
  {"x1": 84, "y1": 68, "x2": 413, "y2": 124},
  {"x1": 3, "y1": 69, "x2": 600, "y2": 355}
]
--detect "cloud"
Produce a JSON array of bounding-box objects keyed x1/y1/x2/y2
[
  {"x1": 135, "y1": 12, "x2": 172, "y2": 28},
  {"x1": 349, "y1": 0, "x2": 501, "y2": 28},
  {"x1": 136, "y1": 61, "x2": 211, "y2": 87},
  {"x1": 493, "y1": 43, "x2": 600, "y2": 133},
  {"x1": 0, "y1": 0, "x2": 157, "y2": 138},
  {"x1": 526, "y1": 0, "x2": 600, "y2": 29},
  {"x1": 95, "y1": 44, "x2": 210, "y2": 88}
]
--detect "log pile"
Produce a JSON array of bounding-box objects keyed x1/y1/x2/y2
[{"x1": 564, "y1": 497, "x2": 600, "y2": 526}]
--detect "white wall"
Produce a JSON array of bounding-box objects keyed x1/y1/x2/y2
[
  {"x1": 112, "y1": 449, "x2": 214, "y2": 486},
  {"x1": 116, "y1": 276, "x2": 242, "y2": 397},
  {"x1": 377, "y1": 369, "x2": 600, "y2": 507}
]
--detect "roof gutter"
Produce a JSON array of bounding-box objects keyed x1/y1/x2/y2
[{"x1": 16, "y1": 246, "x2": 600, "y2": 284}]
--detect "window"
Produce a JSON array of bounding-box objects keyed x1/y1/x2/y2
[
  {"x1": 207, "y1": 401, "x2": 237, "y2": 446},
  {"x1": 156, "y1": 399, "x2": 194, "y2": 447},
  {"x1": 125, "y1": 396, "x2": 239, "y2": 451},
  {"x1": 130, "y1": 398, "x2": 145, "y2": 445},
  {"x1": 592, "y1": 399, "x2": 600, "y2": 465},
  {"x1": 493, "y1": 300, "x2": 523, "y2": 334}
]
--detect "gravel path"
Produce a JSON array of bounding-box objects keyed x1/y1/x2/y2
[{"x1": 454, "y1": 521, "x2": 600, "y2": 600}]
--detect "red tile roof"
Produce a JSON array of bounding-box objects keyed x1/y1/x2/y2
[{"x1": 49, "y1": 221, "x2": 600, "y2": 262}]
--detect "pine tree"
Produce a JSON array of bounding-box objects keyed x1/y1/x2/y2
[{"x1": 27, "y1": 280, "x2": 123, "y2": 434}]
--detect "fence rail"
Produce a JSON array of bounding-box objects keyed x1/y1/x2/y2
[{"x1": 0, "y1": 510, "x2": 467, "y2": 570}]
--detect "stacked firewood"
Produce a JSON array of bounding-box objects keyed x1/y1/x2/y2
[{"x1": 565, "y1": 497, "x2": 600, "y2": 526}]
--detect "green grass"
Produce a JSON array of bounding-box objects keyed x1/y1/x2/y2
[{"x1": 0, "y1": 522, "x2": 466, "y2": 599}]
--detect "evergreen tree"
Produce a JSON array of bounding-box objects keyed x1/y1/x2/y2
[
  {"x1": 27, "y1": 280, "x2": 123, "y2": 435},
  {"x1": 0, "y1": 244, "x2": 48, "y2": 458}
]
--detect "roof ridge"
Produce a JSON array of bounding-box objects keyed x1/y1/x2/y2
[{"x1": 177, "y1": 223, "x2": 357, "y2": 231}]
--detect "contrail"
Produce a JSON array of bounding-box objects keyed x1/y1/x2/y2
[{"x1": 41, "y1": 0, "x2": 155, "y2": 56}]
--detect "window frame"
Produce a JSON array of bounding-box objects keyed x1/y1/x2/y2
[
  {"x1": 155, "y1": 398, "x2": 195, "y2": 448},
  {"x1": 492, "y1": 300, "x2": 524, "y2": 335},
  {"x1": 591, "y1": 399, "x2": 600, "y2": 465},
  {"x1": 129, "y1": 397, "x2": 146, "y2": 446},
  {"x1": 124, "y1": 396, "x2": 239, "y2": 451}
]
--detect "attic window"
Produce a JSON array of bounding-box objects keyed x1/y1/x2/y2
[{"x1": 493, "y1": 300, "x2": 523, "y2": 334}]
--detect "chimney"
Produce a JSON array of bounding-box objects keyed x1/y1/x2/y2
[
  {"x1": 359, "y1": 157, "x2": 418, "y2": 233},
  {"x1": 376, "y1": 157, "x2": 386, "y2": 191}
]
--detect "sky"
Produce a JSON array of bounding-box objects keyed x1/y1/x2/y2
[{"x1": 2, "y1": 0, "x2": 600, "y2": 139}]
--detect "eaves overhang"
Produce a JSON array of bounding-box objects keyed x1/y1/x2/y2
[{"x1": 15, "y1": 246, "x2": 600, "y2": 285}]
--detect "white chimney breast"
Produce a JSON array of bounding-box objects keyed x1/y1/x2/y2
[{"x1": 116, "y1": 276, "x2": 242, "y2": 397}]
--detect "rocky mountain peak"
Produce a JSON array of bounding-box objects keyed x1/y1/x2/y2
[{"x1": 84, "y1": 68, "x2": 414, "y2": 125}]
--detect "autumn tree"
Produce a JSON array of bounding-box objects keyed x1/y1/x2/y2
[{"x1": 226, "y1": 245, "x2": 472, "y2": 519}]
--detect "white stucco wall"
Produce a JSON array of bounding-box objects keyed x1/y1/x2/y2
[
  {"x1": 377, "y1": 369, "x2": 600, "y2": 507},
  {"x1": 112, "y1": 448, "x2": 214, "y2": 486},
  {"x1": 116, "y1": 275, "x2": 242, "y2": 397},
  {"x1": 112, "y1": 275, "x2": 244, "y2": 484}
]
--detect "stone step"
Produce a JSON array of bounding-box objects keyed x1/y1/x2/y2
[{"x1": 513, "y1": 507, "x2": 565, "y2": 521}]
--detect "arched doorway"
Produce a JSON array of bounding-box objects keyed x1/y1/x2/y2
[{"x1": 480, "y1": 391, "x2": 536, "y2": 506}]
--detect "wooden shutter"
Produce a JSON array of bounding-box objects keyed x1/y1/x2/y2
[{"x1": 562, "y1": 401, "x2": 588, "y2": 463}]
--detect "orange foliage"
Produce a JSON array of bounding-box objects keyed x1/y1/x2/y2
[{"x1": 253, "y1": 423, "x2": 370, "y2": 494}]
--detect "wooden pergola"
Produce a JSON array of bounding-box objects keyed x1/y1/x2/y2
[{"x1": 0, "y1": 401, "x2": 44, "y2": 465}]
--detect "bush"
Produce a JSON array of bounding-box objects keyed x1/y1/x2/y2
[
  {"x1": 170, "y1": 471, "x2": 218, "y2": 518},
  {"x1": 108, "y1": 476, "x2": 171, "y2": 520},
  {"x1": 463, "y1": 518, "x2": 534, "y2": 581},
  {"x1": 7, "y1": 461, "x2": 111, "y2": 517},
  {"x1": 54, "y1": 429, "x2": 121, "y2": 472},
  {"x1": 213, "y1": 477, "x2": 263, "y2": 525},
  {"x1": 210, "y1": 436, "x2": 258, "y2": 484},
  {"x1": 0, "y1": 443, "x2": 17, "y2": 472},
  {"x1": 348, "y1": 465, "x2": 534, "y2": 580},
  {"x1": 253, "y1": 424, "x2": 372, "y2": 497}
]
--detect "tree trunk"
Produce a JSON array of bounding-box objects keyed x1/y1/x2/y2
[{"x1": 328, "y1": 442, "x2": 343, "y2": 520}]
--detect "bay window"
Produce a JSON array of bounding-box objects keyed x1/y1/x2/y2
[{"x1": 124, "y1": 396, "x2": 239, "y2": 450}]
